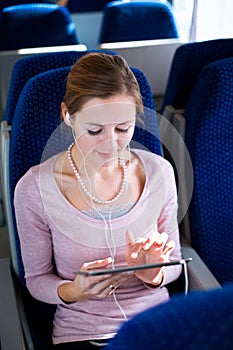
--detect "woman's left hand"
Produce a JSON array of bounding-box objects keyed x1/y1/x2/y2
[{"x1": 125, "y1": 230, "x2": 175, "y2": 286}]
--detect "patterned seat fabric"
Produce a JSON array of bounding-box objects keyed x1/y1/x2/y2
[
  {"x1": 107, "y1": 284, "x2": 233, "y2": 350},
  {"x1": 185, "y1": 57, "x2": 233, "y2": 284},
  {"x1": 99, "y1": 1, "x2": 179, "y2": 44},
  {"x1": 161, "y1": 38, "x2": 233, "y2": 113},
  {"x1": 0, "y1": 3, "x2": 78, "y2": 51}
]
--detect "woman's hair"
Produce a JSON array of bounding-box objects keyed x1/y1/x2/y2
[{"x1": 63, "y1": 53, "x2": 143, "y2": 116}]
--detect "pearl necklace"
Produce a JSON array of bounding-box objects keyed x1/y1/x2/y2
[{"x1": 67, "y1": 143, "x2": 128, "y2": 205}]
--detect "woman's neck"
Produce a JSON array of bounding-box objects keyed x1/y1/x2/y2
[
  {"x1": 67, "y1": 143, "x2": 128, "y2": 205},
  {"x1": 73, "y1": 144, "x2": 127, "y2": 180}
]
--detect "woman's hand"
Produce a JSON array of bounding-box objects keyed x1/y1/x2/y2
[
  {"x1": 58, "y1": 257, "x2": 130, "y2": 303},
  {"x1": 125, "y1": 230, "x2": 175, "y2": 286}
]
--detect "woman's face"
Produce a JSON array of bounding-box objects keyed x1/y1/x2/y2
[{"x1": 71, "y1": 94, "x2": 136, "y2": 167}]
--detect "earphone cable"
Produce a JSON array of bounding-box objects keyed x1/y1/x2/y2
[
  {"x1": 180, "y1": 259, "x2": 189, "y2": 296},
  {"x1": 71, "y1": 127, "x2": 128, "y2": 319}
]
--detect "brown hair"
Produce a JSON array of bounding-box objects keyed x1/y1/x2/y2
[{"x1": 63, "y1": 53, "x2": 143, "y2": 116}]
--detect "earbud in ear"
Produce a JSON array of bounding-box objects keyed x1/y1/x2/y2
[{"x1": 66, "y1": 112, "x2": 71, "y2": 126}]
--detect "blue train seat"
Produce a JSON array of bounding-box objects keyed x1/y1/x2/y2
[
  {"x1": 4, "y1": 63, "x2": 161, "y2": 349},
  {"x1": 0, "y1": 3, "x2": 79, "y2": 51},
  {"x1": 99, "y1": 1, "x2": 179, "y2": 44}
]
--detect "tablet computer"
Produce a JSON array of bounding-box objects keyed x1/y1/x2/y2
[{"x1": 74, "y1": 258, "x2": 192, "y2": 276}]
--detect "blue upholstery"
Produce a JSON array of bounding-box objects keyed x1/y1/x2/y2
[
  {"x1": 161, "y1": 38, "x2": 233, "y2": 113},
  {"x1": 9, "y1": 63, "x2": 161, "y2": 349},
  {"x1": 10, "y1": 67, "x2": 70, "y2": 350},
  {"x1": 185, "y1": 57, "x2": 233, "y2": 285},
  {"x1": 4, "y1": 50, "x2": 117, "y2": 125},
  {"x1": 5, "y1": 52, "x2": 82, "y2": 125},
  {"x1": 99, "y1": 1, "x2": 179, "y2": 44},
  {"x1": 0, "y1": 0, "x2": 57, "y2": 12},
  {"x1": 0, "y1": 3, "x2": 79, "y2": 51},
  {"x1": 107, "y1": 284, "x2": 233, "y2": 350}
]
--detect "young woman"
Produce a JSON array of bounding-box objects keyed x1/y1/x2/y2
[{"x1": 14, "y1": 53, "x2": 182, "y2": 349}]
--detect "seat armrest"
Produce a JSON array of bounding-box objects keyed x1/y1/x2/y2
[
  {"x1": 181, "y1": 244, "x2": 221, "y2": 291},
  {"x1": 163, "y1": 105, "x2": 185, "y2": 124},
  {"x1": 0, "y1": 258, "x2": 26, "y2": 350},
  {"x1": 1, "y1": 121, "x2": 18, "y2": 273}
]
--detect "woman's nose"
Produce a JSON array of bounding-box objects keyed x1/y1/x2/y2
[
  {"x1": 102, "y1": 129, "x2": 118, "y2": 150},
  {"x1": 105, "y1": 128, "x2": 118, "y2": 141}
]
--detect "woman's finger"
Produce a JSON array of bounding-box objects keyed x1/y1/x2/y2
[
  {"x1": 155, "y1": 232, "x2": 168, "y2": 249},
  {"x1": 125, "y1": 230, "x2": 135, "y2": 245},
  {"x1": 81, "y1": 257, "x2": 113, "y2": 271},
  {"x1": 142, "y1": 232, "x2": 160, "y2": 250},
  {"x1": 163, "y1": 240, "x2": 175, "y2": 256},
  {"x1": 97, "y1": 274, "x2": 131, "y2": 298},
  {"x1": 126, "y1": 230, "x2": 145, "y2": 259},
  {"x1": 143, "y1": 232, "x2": 168, "y2": 251}
]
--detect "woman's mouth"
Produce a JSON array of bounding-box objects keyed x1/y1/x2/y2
[{"x1": 97, "y1": 151, "x2": 117, "y2": 159}]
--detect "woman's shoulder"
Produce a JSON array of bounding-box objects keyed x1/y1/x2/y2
[
  {"x1": 133, "y1": 149, "x2": 173, "y2": 171},
  {"x1": 15, "y1": 153, "x2": 62, "y2": 193}
]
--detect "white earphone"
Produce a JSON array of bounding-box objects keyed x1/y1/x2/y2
[{"x1": 66, "y1": 112, "x2": 71, "y2": 126}]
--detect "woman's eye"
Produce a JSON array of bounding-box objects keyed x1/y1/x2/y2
[
  {"x1": 87, "y1": 127, "x2": 130, "y2": 135},
  {"x1": 116, "y1": 127, "x2": 130, "y2": 133},
  {"x1": 87, "y1": 129, "x2": 102, "y2": 136}
]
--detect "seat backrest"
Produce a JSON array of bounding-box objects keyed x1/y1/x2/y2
[
  {"x1": 184, "y1": 57, "x2": 233, "y2": 285},
  {"x1": 99, "y1": 1, "x2": 179, "y2": 44},
  {"x1": 106, "y1": 284, "x2": 233, "y2": 350},
  {"x1": 0, "y1": 0, "x2": 57, "y2": 12},
  {"x1": 4, "y1": 50, "x2": 116, "y2": 125},
  {"x1": 8, "y1": 64, "x2": 161, "y2": 349},
  {"x1": 161, "y1": 38, "x2": 233, "y2": 113},
  {"x1": 0, "y1": 3, "x2": 79, "y2": 51}
]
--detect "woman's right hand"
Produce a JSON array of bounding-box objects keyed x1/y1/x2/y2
[{"x1": 58, "y1": 257, "x2": 130, "y2": 303}]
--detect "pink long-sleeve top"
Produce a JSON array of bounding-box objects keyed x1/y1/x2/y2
[{"x1": 14, "y1": 149, "x2": 182, "y2": 345}]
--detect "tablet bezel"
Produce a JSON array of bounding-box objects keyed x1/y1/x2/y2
[{"x1": 74, "y1": 258, "x2": 192, "y2": 276}]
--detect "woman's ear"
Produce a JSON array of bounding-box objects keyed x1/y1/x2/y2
[{"x1": 61, "y1": 102, "x2": 71, "y2": 126}]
